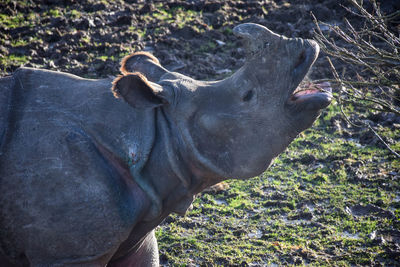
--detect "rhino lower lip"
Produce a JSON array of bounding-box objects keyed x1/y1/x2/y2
[{"x1": 288, "y1": 82, "x2": 333, "y2": 110}]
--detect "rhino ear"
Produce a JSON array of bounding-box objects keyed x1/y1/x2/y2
[
  {"x1": 120, "y1": 52, "x2": 168, "y2": 82},
  {"x1": 112, "y1": 72, "x2": 167, "y2": 109}
]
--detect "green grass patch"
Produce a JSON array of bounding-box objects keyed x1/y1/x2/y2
[
  {"x1": 0, "y1": 13, "x2": 28, "y2": 29},
  {"x1": 0, "y1": 54, "x2": 30, "y2": 71}
]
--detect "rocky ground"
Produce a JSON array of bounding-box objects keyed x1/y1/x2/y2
[{"x1": 1, "y1": 0, "x2": 400, "y2": 266}]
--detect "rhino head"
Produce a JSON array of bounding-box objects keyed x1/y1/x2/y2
[
  {"x1": 112, "y1": 23, "x2": 331, "y2": 220},
  {"x1": 114, "y1": 23, "x2": 331, "y2": 179}
]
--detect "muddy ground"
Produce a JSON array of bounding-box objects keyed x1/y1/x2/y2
[
  {"x1": 1, "y1": 0, "x2": 400, "y2": 266},
  {"x1": 0, "y1": 0, "x2": 358, "y2": 80}
]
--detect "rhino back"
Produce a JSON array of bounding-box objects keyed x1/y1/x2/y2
[{"x1": 0, "y1": 68, "x2": 151, "y2": 263}]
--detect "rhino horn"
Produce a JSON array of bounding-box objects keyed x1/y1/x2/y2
[{"x1": 233, "y1": 23, "x2": 285, "y2": 55}]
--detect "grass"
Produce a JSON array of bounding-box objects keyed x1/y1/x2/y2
[
  {"x1": 69, "y1": 9, "x2": 81, "y2": 19},
  {"x1": 0, "y1": 13, "x2": 28, "y2": 29},
  {"x1": 152, "y1": 5, "x2": 202, "y2": 30},
  {"x1": 46, "y1": 8, "x2": 62, "y2": 18},
  {"x1": 0, "y1": 54, "x2": 30, "y2": 71}
]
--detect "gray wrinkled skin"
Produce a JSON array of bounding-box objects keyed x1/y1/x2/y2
[{"x1": 0, "y1": 24, "x2": 331, "y2": 266}]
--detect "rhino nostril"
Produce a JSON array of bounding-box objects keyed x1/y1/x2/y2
[
  {"x1": 294, "y1": 51, "x2": 306, "y2": 69},
  {"x1": 242, "y1": 90, "x2": 254, "y2": 102}
]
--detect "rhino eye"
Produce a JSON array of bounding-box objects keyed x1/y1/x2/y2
[{"x1": 242, "y1": 90, "x2": 254, "y2": 102}]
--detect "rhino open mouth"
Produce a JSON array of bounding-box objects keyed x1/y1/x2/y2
[{"x1": 288, "y1": 81, "x2": 332, "y2": 110}]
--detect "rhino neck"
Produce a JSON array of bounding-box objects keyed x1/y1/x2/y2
[
  {"x1": 147, "y1": 69, "x2": 252, "y2": 202},
  {"x1": 171, "y1": 113, "x2": 233, "y2": 194},
  {"x1": 142, "y1": 107, "x2": 229, "y2": 217}
]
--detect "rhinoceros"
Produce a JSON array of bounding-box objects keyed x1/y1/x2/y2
[{"x1": 0, "y1": 23, "x2": 331, "y2": 266}]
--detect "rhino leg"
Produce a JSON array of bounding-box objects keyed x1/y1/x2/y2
[{"x1": 109, "y1": 230, "x2": 159, "y2": 267}]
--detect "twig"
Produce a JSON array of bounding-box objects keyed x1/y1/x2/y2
[
  {"x1": 367, "y1": 124, "x2": 400, "y2": 158},
  {"x1": 313, "y1": 2, "x2": 400, "y2": 158},
  {"x1": 327, "y1": 57, "x2": 400, "y2": 158}
]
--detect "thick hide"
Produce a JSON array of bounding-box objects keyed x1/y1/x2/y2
[
  {"x1": 0, "y1": 23, "x2": 331, "y2": 266},
  {"x1": 0, "y1": 68, "x2": 152, "y2": 266}
]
